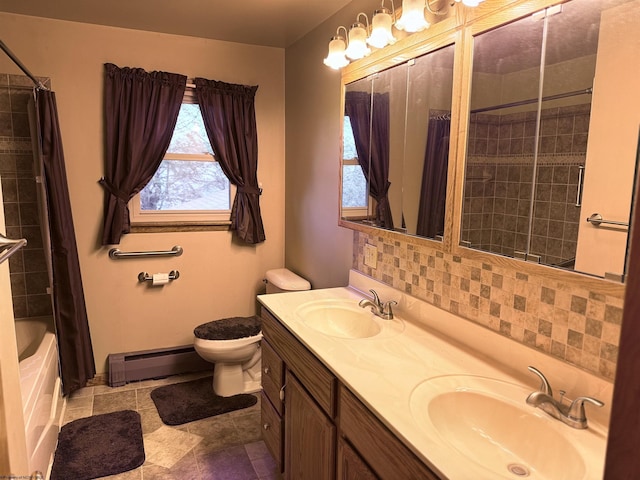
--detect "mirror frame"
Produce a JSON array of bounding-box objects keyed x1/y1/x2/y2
[{"x1": 339, "y1": 0, "x2": 626, "y2": 297}]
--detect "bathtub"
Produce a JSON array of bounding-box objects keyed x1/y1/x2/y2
[{"x1": 15, "y1": 316, "x2": 63, "y2": 476}]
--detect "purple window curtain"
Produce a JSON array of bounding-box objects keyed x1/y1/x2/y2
[
  {"x1": 35, "y1": 89, "x2": 95, "y2": 395},
  {"x1": 99, "y1": 63, "x2": 186, "y2": 245},
  {"x1": 344, "y1": 91, "x2": 394, "y2": 230},
  {"x1": 416, "y1": 117, "x2": 450, "y2": 238},
  {"x1": 194, "y1": 78, "x2": 265, "y2": 244}
]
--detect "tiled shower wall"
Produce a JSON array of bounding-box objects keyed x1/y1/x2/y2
[
  {"x1": 462, "y1": 104, "x2": 590, "y2": 266},
  {"x1": 0, "y1": 73, "x2": 52, "y2": 319},
  {"x1": 354, "y1": 231, "x2": 623, "y2": 381}
]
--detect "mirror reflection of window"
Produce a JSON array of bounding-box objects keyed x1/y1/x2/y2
[{"x1": 341, "y1": 116, "x2": 368, "y2": 212}]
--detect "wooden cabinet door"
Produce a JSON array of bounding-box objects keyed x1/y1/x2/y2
[
  {"x1": 337, "y1": 437, "x2": 379, "y2": 480},
  {"x1": 285, "y1": 371, "x2": 336, "y2": 480}
]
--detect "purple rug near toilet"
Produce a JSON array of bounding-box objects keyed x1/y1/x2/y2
[
  {"x1": 150, "y1": 376, "x2": 257, "y2": 425},
  {"x1": 51, "y1": 410, "x2": 144, "y2": 480}
]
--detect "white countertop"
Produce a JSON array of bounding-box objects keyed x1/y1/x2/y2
[{"x1": 258, "y1": 270, "x2": 611, "y2": 479}]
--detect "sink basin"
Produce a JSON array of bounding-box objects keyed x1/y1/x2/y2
[
  {"x1": 409, "y1": 375, "x2": 606, "y2": 479},
  {"x1": 295, "y1": 299, "x2": 404, "y2": 339}
]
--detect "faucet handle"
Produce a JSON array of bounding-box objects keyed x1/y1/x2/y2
[
  {"x1": 383, "y1": 300, "x2": 397, "y2": 315},
  {"x1": 527, "y1": 366, "x2": 553, "y2": 397},
  {"x1": 369, "y1": 289, "x2": 382, "y2": 306},
  {"x1": 567, "y1": 396, "x2": 604, "y2": 425}
]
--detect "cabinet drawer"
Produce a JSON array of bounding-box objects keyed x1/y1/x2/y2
[
  {"x1": 261, "y1": 391, "x2": 283, "y2": 473},
  {"x1": 261, "y1": 339, "x2": 284, "y2": 414},
  {"x1": 261, "y1": 307, "x2": 337, "y2": 418},
  {"x1": 339, "y1": 386, "x2": 441, "y2": 480}
]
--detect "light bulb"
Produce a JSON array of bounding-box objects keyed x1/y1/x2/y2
[
  {"x1": 323, "y1": 36, "x2": 349, "y2": 69},
  {"x1": 367, "y1": 8, "x2": 396, "y2": 49},
  {"x1": 396, "y1": 0, "x2": 430, "y2": 33},
  {"x1": 345, "y1": 23, "x2": 371, "y2": 60}
]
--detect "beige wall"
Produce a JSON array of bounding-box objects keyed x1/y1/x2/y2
[
  {"x1": 283, "y1": 3, "x2": 369, "y2": 289},
  {"x1": 0, "y1": 13, "x2": 286, "y2": 374},
  {"x1": 575, "y1": 1, "x2": 640, "y2": 277}
]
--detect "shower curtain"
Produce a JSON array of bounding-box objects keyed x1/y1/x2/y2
[
  {"x1": 35, "y1": 90, "x2": 95, "y2": 395},
  {"x1": 416, "y1": 117, "x2": 450, "y2": 238}
]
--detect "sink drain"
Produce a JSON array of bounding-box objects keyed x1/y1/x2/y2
[{"x1": 507, "y1": 464, "x2": 530, "y2": 477}]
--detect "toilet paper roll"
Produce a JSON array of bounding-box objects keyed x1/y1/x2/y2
[{"x1": 152, "y1": 272, "x2": 170, "y2": 286}]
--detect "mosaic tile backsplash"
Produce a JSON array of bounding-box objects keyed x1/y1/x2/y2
[{"x1": 354, "y1": 231, "x2": 623, "y2": 380}]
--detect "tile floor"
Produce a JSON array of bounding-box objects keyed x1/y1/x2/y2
[{"x1": 62, "y1": 372, "x2": 280, "y2": 480}]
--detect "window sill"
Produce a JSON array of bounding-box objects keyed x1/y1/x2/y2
[{"x1": 130, "y1": 221, "x2": 231, "y2": 233}]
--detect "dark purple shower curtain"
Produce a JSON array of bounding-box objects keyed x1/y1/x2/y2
[
  {"x1": 345, "y1": 91, "x2": 394, "y2": 230},
  {"x1": 416, "y1": 117, "x2": 450, "y2": 238},
  {"x1": 194, "y1": 78, "x2": 265, "y2": 244},
  {"x1": 100, "y1": 63, "x2": 186, "y2": 245},
  {"x1": 36, "y1": 89, "x2": 95, "y2": 395}
]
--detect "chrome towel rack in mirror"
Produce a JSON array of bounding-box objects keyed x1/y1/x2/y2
[
  {"x1": 586, "y1": 213, "x2": 629, "y2": 229},
  {"x1": 0, "y1": 232, "x2": 27, "y2": 265},
  {"x1": 108, "y1": 245, "x2": 183, "y2": 259}
]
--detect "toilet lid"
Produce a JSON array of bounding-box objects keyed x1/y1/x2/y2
[{"x1": 193, "y1": 316, "x2": 261, "y2": 340}]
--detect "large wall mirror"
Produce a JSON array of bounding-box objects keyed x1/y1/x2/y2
[
  {"x1": 341, "y1": 43, "x2": 456, "y2": 241},
  {"x1": 460, "y1": 0, "x2": 640, "y2": 281}
]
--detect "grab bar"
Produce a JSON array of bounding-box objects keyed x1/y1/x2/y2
[
  {"x1": 575, "y1": 165, "x2": 585, "y2": 207},
  {"x1": 109, "y1": 245, "x2": 183, "y2": 259},
  {"x1": 0, "y1": 233, "x2": 27, "y2": 265},
  {"x1": 586, "y1": 213, "x2": 629, "y2": 228}
]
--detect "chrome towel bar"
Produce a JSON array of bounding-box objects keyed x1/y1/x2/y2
[
  {"x1": 586, "y1": 213, "x2": 629, "y2": 228},
  {"x1": 109, "y1": 245, "x2": 183, "y2": 259},
  {"x1": 0, "y1": 233, "x2": 27, "y2": 265}
]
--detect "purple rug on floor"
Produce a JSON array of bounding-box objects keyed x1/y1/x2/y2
[
  {"x1": 51, "y1": 410, "x2": 144, "y2": 480},
  {"x1": 150, "y1": 376, "x2": 257, "y2": 425}
]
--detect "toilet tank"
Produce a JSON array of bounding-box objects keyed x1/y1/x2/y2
[{"x1": 265, "y1": 268, "x2": 311, "y2": 294}]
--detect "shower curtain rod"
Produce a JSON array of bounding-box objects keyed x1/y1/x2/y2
[
  {"x1": 471, "y1": 87, "x2": 592, "y2": 114},
  {"x1": 0, "y1": 39, "x2": 49, "y2": 90}
]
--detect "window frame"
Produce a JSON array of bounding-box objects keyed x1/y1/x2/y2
[{"x1": 129, "y1": 87, "x2": 235, "y2": 227}]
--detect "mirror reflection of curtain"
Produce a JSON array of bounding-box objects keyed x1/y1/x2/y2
[
  {"x1": 345, "y1": 91, "x2": 394, "y2": 230},
  {"x1": 416, "y1": 116, "x2": 450, "y2": 238}
]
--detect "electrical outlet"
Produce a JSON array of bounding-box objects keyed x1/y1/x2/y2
[{"x1": 364, "y1": 244, "x2": 377, "y2": 269}]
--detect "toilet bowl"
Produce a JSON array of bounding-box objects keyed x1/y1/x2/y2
[
  {"x1": 194, "y1": 316, "x2": 263, "y2": 397},
  {"x1": 193, "y1": 269, "x2": 310, "y2": 397}
]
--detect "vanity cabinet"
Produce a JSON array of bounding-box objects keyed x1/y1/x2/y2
[
  {"x1": 261, "y1": 307, "x2": 337, "y2": 479},
  {"x1": 260, "y1": 306, "x2": 442, "y2": 480}
]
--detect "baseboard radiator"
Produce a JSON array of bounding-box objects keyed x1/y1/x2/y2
[{"x1": 108, "y1": 345, "x2": 211, "y2": 387}]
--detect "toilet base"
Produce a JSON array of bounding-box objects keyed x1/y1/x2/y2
[{"x1": 212, "y1": 348, "x2": 262, "y2": 397}]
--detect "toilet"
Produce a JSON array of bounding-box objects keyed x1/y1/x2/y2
[{"x1": 193, "y1": 268, "x2": 311, "y2": 397}]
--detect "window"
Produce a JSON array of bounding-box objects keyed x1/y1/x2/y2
[
  {"x1": 341, "y1": 116, "x2": 368, "y2": 216},
  {"x1": 130, "y1": 96, "x2": 234, "y2": 225}
]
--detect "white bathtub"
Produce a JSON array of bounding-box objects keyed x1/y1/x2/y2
[{"x1": 15, "y1": 317, "x2": 63, "y2": 477}]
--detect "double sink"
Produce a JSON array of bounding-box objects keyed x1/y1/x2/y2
[{"x1": 291, "y1": 294, "x2": 607, "y2": 479}]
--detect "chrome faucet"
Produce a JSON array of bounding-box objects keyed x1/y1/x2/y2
[
  {"x1": 358, "y1": 289, "x2": 397, "y2": 320},
  {"x1": 525, "y1": 366, "x2": 604, "y2": 429}
]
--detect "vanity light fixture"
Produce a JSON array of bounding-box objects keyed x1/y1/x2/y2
[
  {"x1": 345, "y1": 13, "x2": 372, "y2": 60},
  {"x1": 323, "y1": 0, "x2": 484, "y2": 70},
  {"x1": 323, "y1": 26, "x2": 350, "y2": 69},
  {"x1": 367, "y1": 1, "x2": 397, "y2": 49}
]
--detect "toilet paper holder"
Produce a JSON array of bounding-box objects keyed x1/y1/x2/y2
[{"x1": 138, "y1": 270, "x2": 180, "y2": 283}]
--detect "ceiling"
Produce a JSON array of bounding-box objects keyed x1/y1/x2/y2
[{"x1": 0, "y1": 0, "x2": 354, "y2": 48}]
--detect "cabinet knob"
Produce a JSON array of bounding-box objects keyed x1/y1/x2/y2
[
  {"x1": 263, "y1": 423, "x2": 270, "y2": 430},
  {"x1": 264, "y1": 366, "x2": 270, "y2": 374}
]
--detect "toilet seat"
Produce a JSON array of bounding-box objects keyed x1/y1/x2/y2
[{"x1": 194, "y1": 316, "x2": 261, "y2": 341}]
